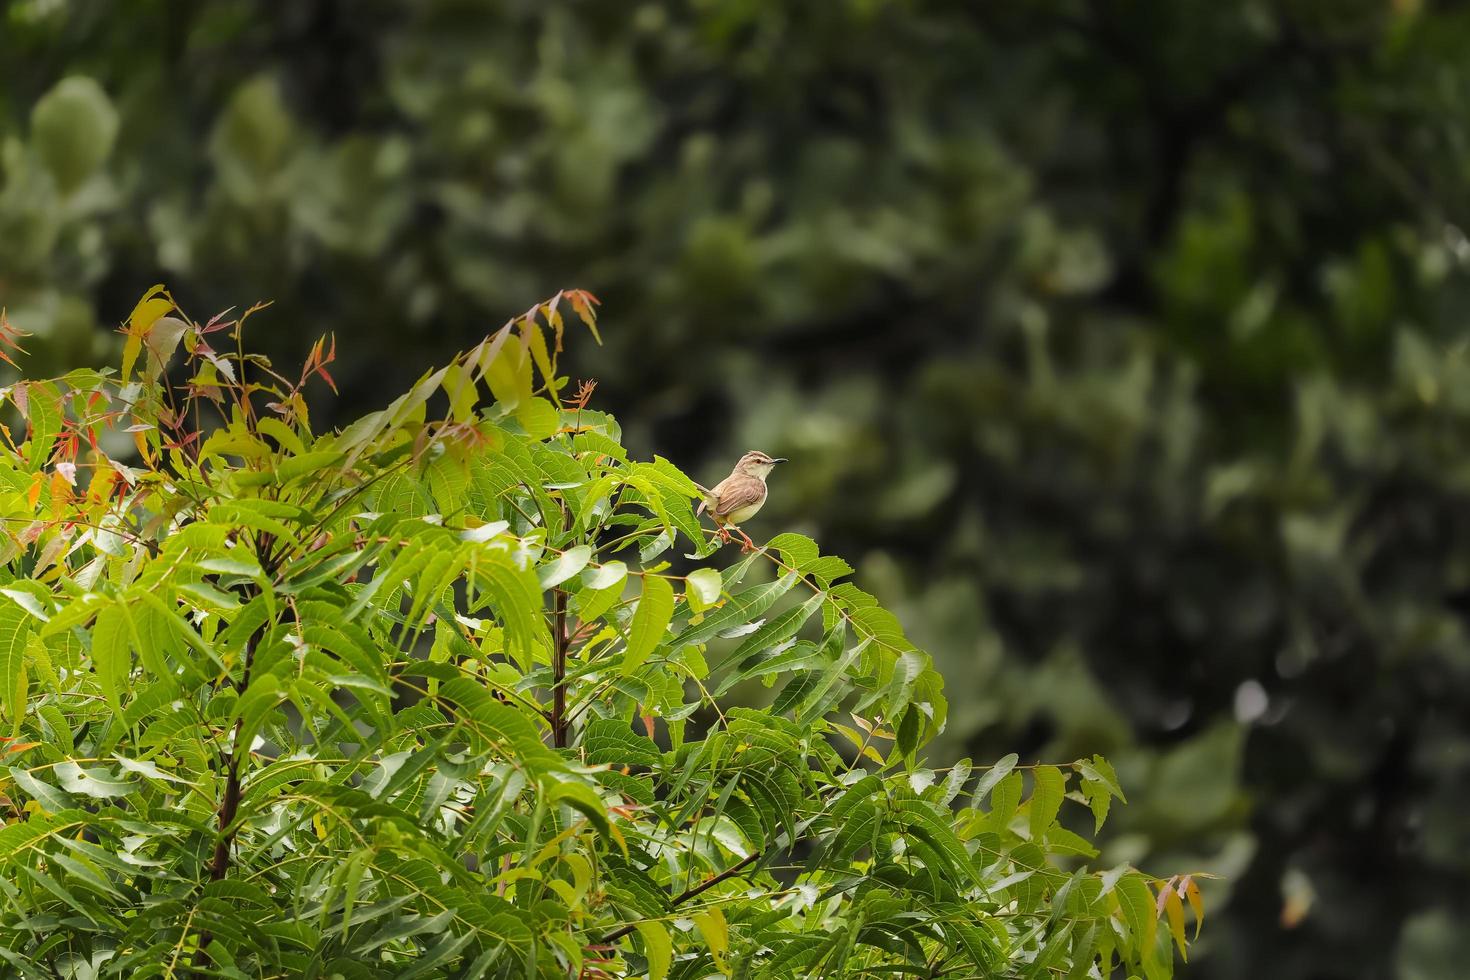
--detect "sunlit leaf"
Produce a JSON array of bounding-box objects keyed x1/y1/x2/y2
[{"x1": 622, "y1": 574, "x2": 674, "y2": 674}]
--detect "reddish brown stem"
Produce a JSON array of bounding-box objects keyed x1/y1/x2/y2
[{"x1": 551, "y1": 588, "x2": 569, "y2": 749}]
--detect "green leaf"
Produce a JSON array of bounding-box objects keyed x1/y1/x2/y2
[
  {"x1": 725, "y1": 593, "x2": 824, "y2": 664},
  {"x1": 0, "y1": 586, "x2": 51, "y2": 623},
  {"x1": 546, "y1": 778, "x2": 612, "y2": 843},
  {"x1": 988, "y1": 770, "x2": 1023, "y2": 834},
  {"x1": 516, "y1": 396, "x2": 561, "y2": 440},
  {"x1": 9, "y1": 767, "x2": 74, "y2": 812},
  {"x1": 1082, "y1": 777, "x2": 1112, "y2": 833},
  {"x1": 20, "y1": 383, "x2": 63, "y2": 473},
  {"x1": 890, "y1": 799, "x2": 978, "y2": 888},
  {"x1": 436, "y1": 676, "x2": 560, "y2": 772},
  {"x1": 90, "y1": 603, "x2": 130, "y2": 718},
  {"x1": 538, "y1": 545, "x2": 592, "y2": 589},
  {"x1": 1046, "y1": 825, "x2": 1100, "y2": 858},
  {"x1": 622, "y1": 574, "x2": 674, "y2": 674},
  {"x1": 673, "y1": 573, "x2": 798, "y2": 651},
  {"x1": 712, "y1": 640, "x2": 825, "y2": 697},
  {"x1": 460, "y1": 520, "x2": 510, "y2": 543},
  {"x1": 692, "y1": 907, "x2": 729, "y2": 975},
  {"x1": 177, "y1": 581, "x2": 243, "y2": 613},
  {"x1": 274, "y1": 450, "x2": 346, "y2": 486},
  {"x1": 765, "y1": 532, "x2": 819, "y2": 570},
  {"x1": 1114, "y1": 873, "x2": 1157, "y2": 957},
  {"x1": 1029, "y1": 765, "x2": 1066, "y2": 840},
  {"x1": 1076, "y1": 754, "x2": 1126, "y2": 802},
  {"x1": 114, "y1": 755, "x2": 193, "y2": 786},
  {"x1": 633, "y1": 921, "x2": 673, "y2": 980},
  {"x1": 234, "y1": 674, "x2": 285, "y2": 753},
  {"x1": 583, "y1": 561, "x2": 628, "y2": 591},
  {"x1": 55, "y1": 762, "x2": 136, "y2": 799},
  {"x1": 0, "y1": 600, "x2": 34, "y2": 729},
  {"x1": 684, "y1": 567, "x2": 723, "y2": 610},
  {"x1": 583, "y1": 718, "x2": 661, "y2": 768},
  {"x1": 971, "y1": 753, "x2": 1018, "y2": 807}
]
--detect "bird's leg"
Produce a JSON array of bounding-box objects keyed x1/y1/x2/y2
[
  {"x1": 716, "y1": 524, "x2": 733, "y2": 546},
  {"x1": 732, "y1": 525, "x2": 757, "y2": 552}
]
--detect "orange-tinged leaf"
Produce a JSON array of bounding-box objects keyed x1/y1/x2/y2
[
  {"x1": 87, "y1": 467, "x2": 115, "y2": 505},
  {"x1": 1164, "y1": 885, "x2": 1188, "y2": 960},
  {"x1": 132, "y1": 428, "x2": 154, "y2": 465},
  {"x1": 24, "y1": 474, "x2": 43, "y2": 511},
  {"x1": 567, "y1": 289, "x2": 602, "y2": 344},
  {"x1": 121, "y1": 292, "x2": 175, "y2": 382},
  {"x1": 0, "y1": 308, "x2": 32, "y2": 368},
  {"x1": 1184, "y1": 876, "x2": 1204, "y2": 940},
  {"x1": 49, "y1": 471, "x2": 70, "y2": 520}
]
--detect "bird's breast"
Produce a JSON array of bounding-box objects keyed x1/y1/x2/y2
[{"x1": 724, "y1": 498, "x2": 766, "y2": 525}]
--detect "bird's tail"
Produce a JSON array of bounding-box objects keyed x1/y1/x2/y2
[{"x1": 692, "y1": 481, "x2": 713, "y2": 517}]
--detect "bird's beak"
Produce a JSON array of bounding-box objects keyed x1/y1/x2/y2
[{"x1": 771, "y1": 458, "x2": 788, "y2": 464}]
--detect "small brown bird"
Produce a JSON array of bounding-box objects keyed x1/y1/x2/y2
[{"x1": 698, "y1": 450, "x2": 787, "y2": 550}]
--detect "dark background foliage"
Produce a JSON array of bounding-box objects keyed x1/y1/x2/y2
[{"x1": 3, "y1": 1, "x2": 1469, "y2": 975}]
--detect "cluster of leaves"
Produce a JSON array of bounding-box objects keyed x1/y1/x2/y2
[{"x1": 0, "y1": 289, "x2": 1205, "y2": 977}]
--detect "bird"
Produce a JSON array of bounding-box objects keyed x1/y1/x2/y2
[{"x1": 697, "y1": 450, "x2": 787, "y2": 550}]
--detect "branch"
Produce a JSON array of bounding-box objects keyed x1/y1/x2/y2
[
  {"x1": 192, "y1": 579, "x2": 269, "y2": 976},
  {"x1": 600, "y1": 851, "x2": 761, "y2": 946},
  {"x1": 551, "y1": 588, "x2": 569, "y2": 749}
]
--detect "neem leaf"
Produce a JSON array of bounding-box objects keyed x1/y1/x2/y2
[
  {"x1": 583, "y1": 718, "x2": 661, "y2": 768},
  {"x1": 622, "y1": 574, "x2": 674, "y2": 674},
  {"x1": 1114, "y1": 873, "x2": 1157, "y2": 956},
  {"x1": 673, "y1": 573, "x2": 798, "y2": 651},
  {"x1": 0, "y1": 601, "x2": 34, "y2": 729},
  {"x1": 1184, "y1": 876, "x2": 1205, "y2": 941},
  {"x1": 1028, "y1": 765, "x2": 1066, "y2": 840},
  {"x1": 1075, "y1": 754, "x2": 1126, "y2": 802},
  {"x1": 971, "y1": 753, "x2": 1019, "y2": 807},
  {"x1": 684, "y1": 567, "x2": 723, "y2": 610},
  {"x1": 9, "y1": 767, "x2": 73, "y2": 812},
  {"x1": 1082, "y1": 777, "x2": 1112, "y2": 833},
  {"x1": 988, "y1": 770, "x2": 1023, "y2": 834},
  {"x1": 460, "y1": 520, "x2": 511, "y2": 543},
  {"x1": 692, "y1": 908, "x2": 729, "y2": 975},
  {"x1": 582, "y1": 561, "x2": 627, "y2": 591},
  {"x1": 538, "y1": 545, "x2": 592, "y2": 589},
  {"x1": 634, "y1": 921, "x2": 672, "y2": 980},
  {"x1": 55, "y1": 762, "x2": 136, "y2": 799},
  {"x1": 1164, "y1": 885, "x2": 1189, "y2": 961}
]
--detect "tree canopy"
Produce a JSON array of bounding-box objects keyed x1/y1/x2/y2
[{"x1": 0, "y1": 289, "x2": 1202, "y2": 977}]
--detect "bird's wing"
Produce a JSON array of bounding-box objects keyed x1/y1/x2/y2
[
  {"x1": 697, "y1": 476, "x2": 729, "y2": 517},
  {"x1": 711, "y1": 475, "x2": 766, "y2": 519}
]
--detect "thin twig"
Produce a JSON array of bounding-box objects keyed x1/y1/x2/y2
[{"x1": 600, "y1": 851, "x2": 762, "y2": 945}]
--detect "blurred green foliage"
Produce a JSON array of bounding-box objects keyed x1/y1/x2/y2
[{"x1": 3, "y1": 1, "x2": 1470, "y2": 976}]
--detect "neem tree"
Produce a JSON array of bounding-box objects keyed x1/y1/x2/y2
[{"x1": 0, "y1": 290, "x2": 1204, "y2": 977}]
